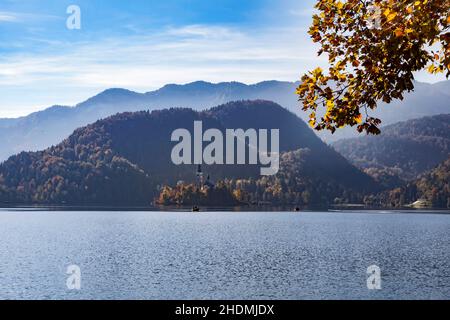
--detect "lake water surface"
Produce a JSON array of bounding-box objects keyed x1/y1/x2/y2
[{"x1": 0, "y1": 209, "x2": 449, "y2": 300}]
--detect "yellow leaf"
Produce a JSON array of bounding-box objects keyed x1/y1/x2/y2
[
  {"x1": 311, "y1": 67, "x2": 322, "y2": 78},
  {"x1": 387, "y1": 12, "x2": 397, "y2": 22},
  {"x1": 336, "y1": 1, "x2": 344, "y2": 10},
  {"x1": 326, "y1": 99, "x2": 335, "y2": 109},
  {"x1": 355, "y1": 114, "x2": 363, "y2": 124}
]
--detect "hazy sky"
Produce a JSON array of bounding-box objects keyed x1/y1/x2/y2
[{"x1": 0, "y1": 0, "x2": 446, "y2": 118}]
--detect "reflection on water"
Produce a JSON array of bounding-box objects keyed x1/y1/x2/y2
[{"x1": 0, "y1": 209, "x2": 449, "y2": 300}]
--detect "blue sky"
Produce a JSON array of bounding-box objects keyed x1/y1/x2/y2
[{"x1": 0, "y1": 0, "x2": 445, "y2": 118}]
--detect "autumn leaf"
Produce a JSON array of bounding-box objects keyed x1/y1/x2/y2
[
  {"x1": 387, "y1": 12, "x2": 397, "y2": 22},
  {"x1": 297, "y1": 0, "x2": 450, "y2": 136},
  {"x1": 326, "y1": 99, "x2": 335, "y2": 109},
  {"x1": 394, "y1": 28, "x2": 404, "y2": 37}
]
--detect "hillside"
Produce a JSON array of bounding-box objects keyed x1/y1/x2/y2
[
  {"x1": 0, "y1": 100, "x2": 378, "y2": 206},
  {"x1": 365, "y1": 157, "x2": 450, "y2": 208},
  {"x1": 0, "y1": 81, "x2": 297, "y2": 162},
  {"x1": 333, "y1": 114, "x2": 450, "y2": 181},
  {"x1": 411, "y1": 157, "x2": 450, "y2": 208},
  {"x1": 0, "y1": 80, "x2": 449, "y2": 161}
]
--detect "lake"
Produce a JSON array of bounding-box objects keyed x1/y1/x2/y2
[{"x1": 0, "y1": 209, "x2": 449, "y2": 300}]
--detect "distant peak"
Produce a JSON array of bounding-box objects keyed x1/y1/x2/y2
[
  {"x1": 148, "y1": 80, "x2": 291, "y2": 95},
  {"x1": 77, "y1": 88, "x2": 142, "y2": 107},
  {"x1": 98, "y1": 88, "x2": 139, "y2": 95}
]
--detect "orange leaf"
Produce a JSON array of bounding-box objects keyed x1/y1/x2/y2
[{"x1": 394, "y1": 29, "x2": 404, "y2": 37}]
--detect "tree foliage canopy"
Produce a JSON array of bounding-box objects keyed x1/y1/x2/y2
[{"x1": 297, "y1": 0, "x2": 450, "y2": 135}]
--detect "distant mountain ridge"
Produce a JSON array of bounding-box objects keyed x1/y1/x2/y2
[
  {"x1": 333, "y1": 114, "x2": 450, "y2": 181},
  {"x1": 0, "y1": 79, "x2": 449, "y2": 161},
  {"x1": 0, "y1": 100, "x2": 378, "y2": 206}
]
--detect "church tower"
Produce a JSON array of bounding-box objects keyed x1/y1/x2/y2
[{"x1": 196, "y1": 164, "x2": 204, "y2": 187}]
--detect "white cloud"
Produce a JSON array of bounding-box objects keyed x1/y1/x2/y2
[
  {"x1": 0, "y1": 12, "x2": 18, "y2": 22},
  {"x1": 0, "y1": 10, "x2": 62, "y2": 24},
  {"x1": 0, "y1": 23, "x2": 327, "y2": 117},
  {"x1": 165, "y1": 24, "x2": 241, "y2": 38},
  {"x1": 1, "y1": 20, "x2": 447, "y2": 119},
  {"x1": 289, "y1": 9, "x2": 316, "y2": 17}
]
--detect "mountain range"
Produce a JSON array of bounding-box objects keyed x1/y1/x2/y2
[
  {"x1": 0, "y1": 80, "x2": 449, "y2": 162},
  {"x1": 333, "y1": 114, "x2": 450, "y2": 182},
  {"x1": 0, "y1": 100, "x2": 378, "y2": 206}
]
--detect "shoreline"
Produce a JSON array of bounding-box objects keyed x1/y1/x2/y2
[{"x1": 0, "y1": 205, "x2": 449, "y2": 214}]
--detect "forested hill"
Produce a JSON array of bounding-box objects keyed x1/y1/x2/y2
[
  {"x1": 0, "y1": 80, "x2": 449, "y2": 162},
  {"x1": 409, "y1": 157, "x2": 450, "y2": 208},
  {"x1": 367, "y1": 156, "x2": 450, "y2": 208},
  {"x1": 0, "y1": 100, "x2": 378, "y2": 206},
  {"x1": 333, "y1": 114, "x2": 450, "y2": 181}
]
